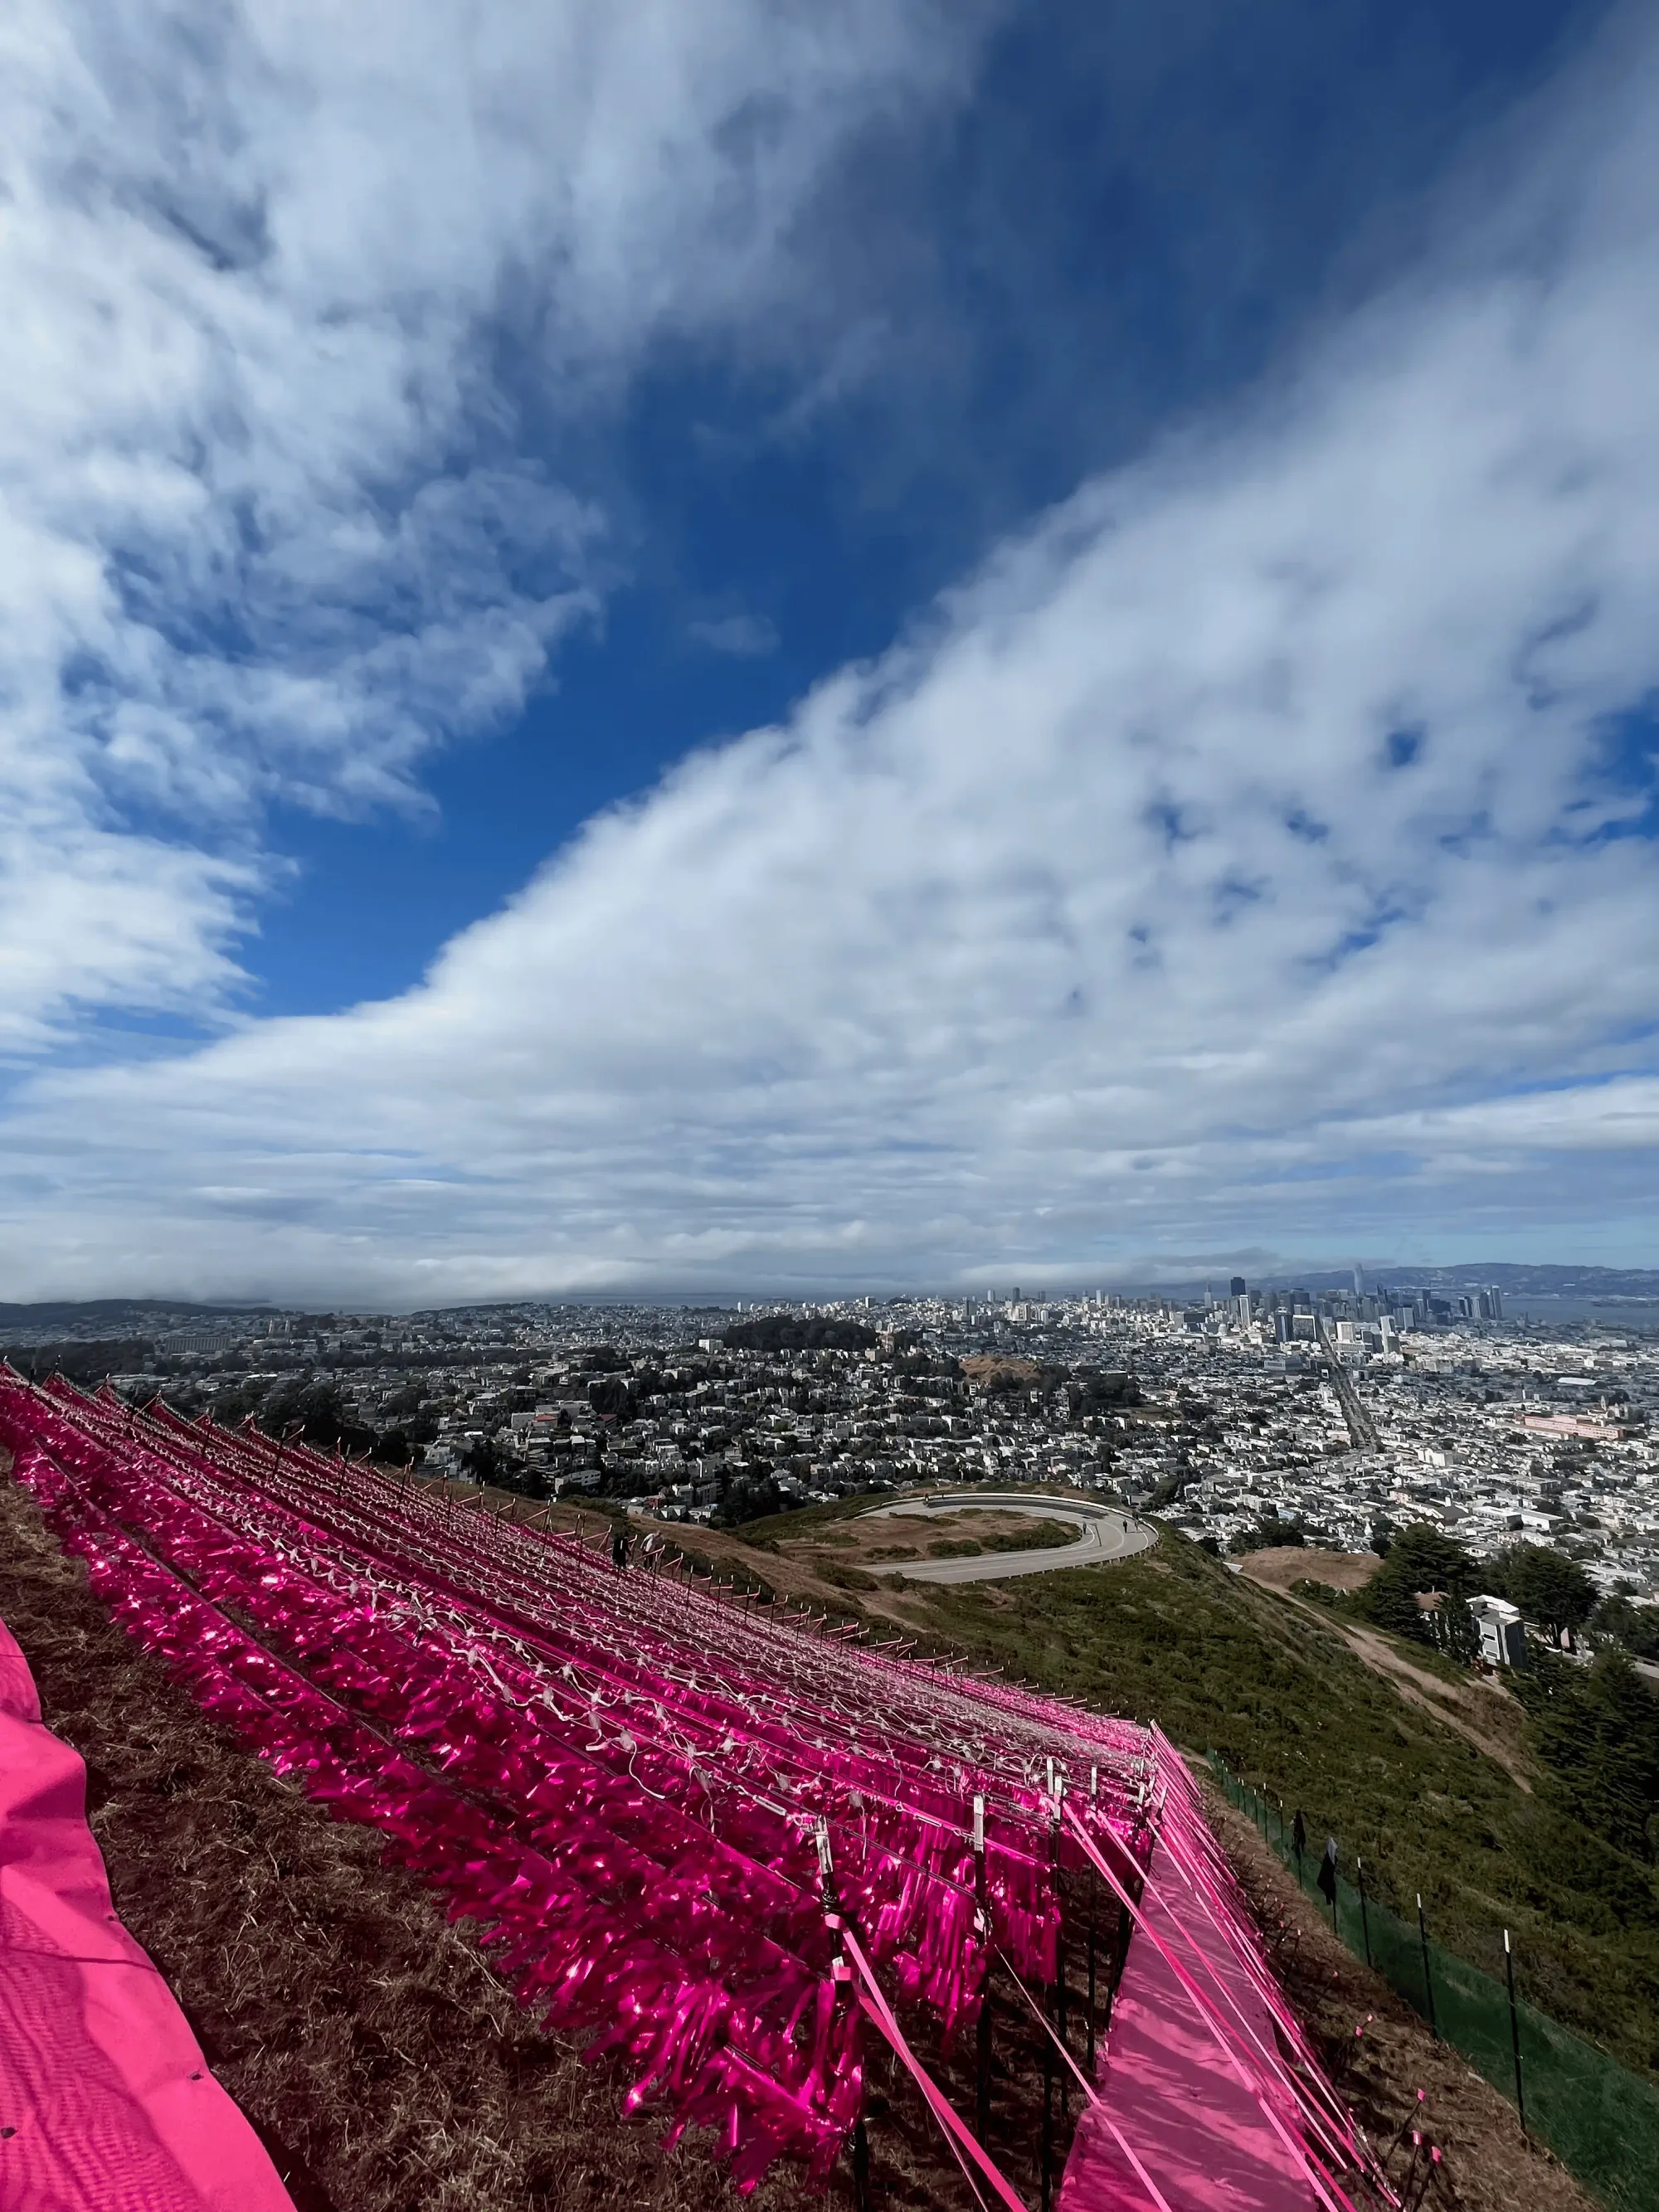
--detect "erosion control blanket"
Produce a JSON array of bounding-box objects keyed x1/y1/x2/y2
[{"x1": 0, "y1": 1616, "x2": 294, "y2": 2212}]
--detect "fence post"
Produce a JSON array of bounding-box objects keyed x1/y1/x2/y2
[
  {"x1": 973, "y1": 1794, "x2": 993, "y2": 2144},
  {"x1": 1041, "y1": 1801, "x2": 1058, "y2": 2212},
  {"x1": 815, "y1": 1820, "x2": 873, "y2": 2212},
  {"x1": 1087, "y1": 1763, "x2": 1098, "y2": 2076},
  {"x1": 1357, "y1": 1856, "x2": 1373, "y2": 1970},
  {"x1": 1504, "y1": 1929, "x2": 1527, "y2": 2139},
  {"x1": 1416, "y1": 1895, "x2": 1438, "y2": 2039},
  {"x1": 1054, "y1": 1792, "x2": 1069, "y2": 2122}
]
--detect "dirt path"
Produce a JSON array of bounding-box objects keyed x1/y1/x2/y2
[
  {"x1": 1236, "y1": 1550, "x2": 1535, "y2": 1791},
  {"x1": 1327, "y1": 1620, "x2": 1535, "y2": 1790},
  {"x1": 1200, "y1": 1781, "x2": 1595, "y2": 2212}
]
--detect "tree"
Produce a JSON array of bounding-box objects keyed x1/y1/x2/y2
[
  {"x1": 258, "y1": 1380, "x2": 372, "y2": 1456},
  {"x1": 1590, "y1": 1595, "x2": 1659, "y2": 1661},
  {"x1": 1358, "y1": 1523, "x2": 1478, "y2": 1647},
  {"x1": 1370, "y1": 1516, "x2": 1396, "y2": 1558},
  {"x1": 586, "y1": 1373, "x2": 636, "y2": 1423},
  {"x1": 1489, "y1": 1544, "x2": 1597, "y2": 1642},
  {"x1": 1228, "y1": 1517, "x2": 1306, "y2": 1555},
  {"x1": 1514, "y1": 1650, "x2": 1659, "y2": 1862}
]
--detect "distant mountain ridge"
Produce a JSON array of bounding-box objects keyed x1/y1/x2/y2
[
  {"x1": 1256, "y1": 1264, "x2": 1659, "y2": 1296},
  {"x1": 0, "y1": 1300, "x2": 282, "y2": 1342}
]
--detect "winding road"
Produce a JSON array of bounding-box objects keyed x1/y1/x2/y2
[{"x1": 855, "y1": 1491, "x2": 1156, "y2": 1583}]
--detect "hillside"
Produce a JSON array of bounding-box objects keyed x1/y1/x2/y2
[
  {"x1": 4, "y1": 1389, "x2": 1646, "y2": 2212},
  {"x1": 649, "y1": 1505, "x2": 1659, "y2": 2079}
]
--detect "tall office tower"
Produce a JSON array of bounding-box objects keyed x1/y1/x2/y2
[
  {"x1": 1488, "y1": 1286, "x2": 1504, "y2": 1320},
  {"x1": 1352, "y1": 1263, "x2": 1365, "y2": 1296},
  {"x1": 1229, "y1": 1276, "x2": 1247, "y2": 1298}
]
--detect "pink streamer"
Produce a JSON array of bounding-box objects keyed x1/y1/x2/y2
[{"x1": 0, "y1": 1369, "x2": 1384, "y2": 2206}]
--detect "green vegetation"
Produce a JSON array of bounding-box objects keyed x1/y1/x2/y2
[
  {"x1": 1353, "y1": 1522, "x2": 1479, "y2": 1658},
  {"x1": 902, "y1": 1529, "x2": 1659, "y2": 2075},
  {"x1": 1593, "y1": 1592, "x2": 1659, "y2": 1661},
  {"x1": 1, "y1": 1339, "x2": 159, "y2": 1384},
  {"x1": 1514, "y1": 1649, "x2": 1659, "y2": 1864},
  {"x1": 734, "y1": 1490, "x2": 898, "y2": 1546},
  {"x1": 721, "y1": 1315, "x2": 878, "y2": 1354},
  {"x1": 1227, "y1": 1514, "x2": 1306, "y2": 1553},
  {"x1": 1486, "y1": 1544, "x2": 1599, "y2": 1642}
]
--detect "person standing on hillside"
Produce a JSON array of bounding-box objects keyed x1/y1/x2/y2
[{"x1": 611, "y1": 1522, "x2": 630, "y2": 1573}]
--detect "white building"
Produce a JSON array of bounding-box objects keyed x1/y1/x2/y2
[{"x1": 1470, "y1": 1595, "x2": 1526, "y2": 1670}]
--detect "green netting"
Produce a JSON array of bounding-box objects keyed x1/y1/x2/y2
[{"x1": 1206, "y1": 1755, "x2": 1659, "y2": 2212}]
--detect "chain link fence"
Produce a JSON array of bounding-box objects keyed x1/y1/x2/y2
[{"x1": 1207, "y1": 1753, "x2": 1659, "y2": 2212}]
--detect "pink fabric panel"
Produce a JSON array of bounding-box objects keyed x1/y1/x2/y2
[
  {"x1": 1057, "y1": 1853, "x2": 1315, "y2": 2212},
  {"x1": 0, "y1": 1617, "x2": 296, "y2": 2212}
]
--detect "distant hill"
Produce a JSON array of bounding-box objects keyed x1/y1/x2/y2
[
  {"x1": 0, "y1": 1300, "x2": 281, "y2": 1342},
  {"x1": 1253, "y1": 1264, "x2": 1659, "y2": 1296}
]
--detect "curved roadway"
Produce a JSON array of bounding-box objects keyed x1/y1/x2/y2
[{"x1": 855, "y1": 1491, "x2": 1156, "y2": 1584}]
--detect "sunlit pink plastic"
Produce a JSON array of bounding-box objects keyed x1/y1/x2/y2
[
  {"x1": 0, "y1": 1612, "x2": 296, "y2": 2211},
  {"x1": 0, "y1": 1371, "x2": 1391, "y2": 2209}
]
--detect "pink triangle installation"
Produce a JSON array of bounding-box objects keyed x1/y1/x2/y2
[{"x1": 0, "y1": 1370, "x2": 1393, "y2": 2207}]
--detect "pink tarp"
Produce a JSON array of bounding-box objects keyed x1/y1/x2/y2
[
  {"x1": 0, "y1": 1616, "x2": 295, "y2": 2212},
  {"x1": 1058, "y1": 1842, "x2": 1315, "y2": 2212}
]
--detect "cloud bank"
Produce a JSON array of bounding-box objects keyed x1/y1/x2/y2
[
  {"x1": 5, "y1": 6, "x2": 1659, "y2": 1298},
  {"x1": 0, "y1": 0, "x2": 982, "y2": 1047}
]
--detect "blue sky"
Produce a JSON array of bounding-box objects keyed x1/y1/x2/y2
[
  {"x1": 253, "y1": 0, "x2": 1603, "y2": 1017},
  {"x1": 4, "y1": 0, "x2": 1659, "y2": 1301}
]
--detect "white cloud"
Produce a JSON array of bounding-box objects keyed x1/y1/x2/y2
[
  {"x1": 7, "y1": 7, "x2": 1659, "y2": 1296},
  {"x1": 0, "y1": 0, "x2": 985, "y2": 1046},
  {"x1": 688, "y1": 613, "x2": 781, "y2": 657}
]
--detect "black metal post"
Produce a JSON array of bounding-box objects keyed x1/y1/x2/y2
[
  {"x1": 1054, "y1": 1826, "x2": 1068, "y2": 2122},
  {"x1": 1504, "y1": 1929, "x2": 1527, "y2": 2138},
  {"x1": 1417, "y1": 1895, "x2": 1438, "y2": 2039},
  {"x1": 1357, "y1": 1857, "x2": 1373, "y2": 1970},
  {"x1": 1087, "y1": 1767, "x2": 1099, "y2": 2076},
  {"x1": 1087, "y1": 1865, "x2": 1097, "y2": 2075},
  {"x1": 1041, "y1": 1805, "x2": 1057, "y2": 2210},
  {"x1": 815, "y1": 1821, "x2": 873, "y2": 2212},
  {"x1": 1041, "y1": 2036, "x2": 1054, "y2": 2212},
  {"x1": 974, "y1": 1794, "x2": 993, "y2": 2145}
]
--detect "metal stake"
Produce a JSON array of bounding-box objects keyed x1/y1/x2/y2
[
  {"x1": 1417, "y1": 1895, "x2": 1438, "y2": 2039},
  {"x1": 815, "y1": 1820, "x2": 873, "y2": 2212},
  {"x1": 1042, "y1": 1799, "x2": 1058, "y2": 2208},
  {"x1": 1504, "y1": 1929, "x2": 1527, "y2": 2138},
  {"x1": 1357, "y1": 1856, "x2": 1373, "y2": 1970},
  {"x1": 973, "y1": 1794, "x2": 993, "y2": 2145},
  {"x1": 1087, "y1": 1866, "x2": 1097, "y2": 2075},
  {"x1": 1087, "y1": 1769, "x2": 1099, "y2": 2073}
]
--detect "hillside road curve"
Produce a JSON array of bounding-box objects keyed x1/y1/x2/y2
[{"x1": 856, "y1": 1492, "x2": 1155, "y2": 1584}]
